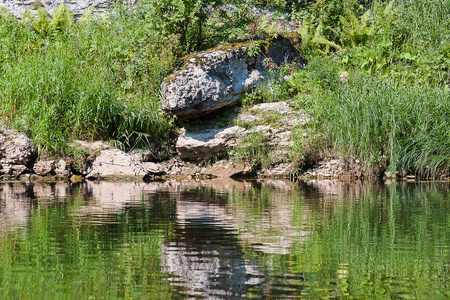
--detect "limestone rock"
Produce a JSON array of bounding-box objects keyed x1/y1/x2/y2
[
  {"x1": 55, "y1": 159, "x2": 71, "y2": 177},
  {"x1": 175, "y1": 102, "x2": 309, "y2": 165},
  {"x1": 0, "y1": 0, "x2": 119, "y2": 19},
  {"x1": 257, "y1": 163, "x2": 294, "y2": 178},
  {"x1": 177, "y1": 135, "x2": 228, "y2": 161},
  {"x1": 84, "y1": 149, "x2": 148, "y2": 178},
  {"x1": 176, "y1": 126, "x2": 246, "y2": 161},
  {"x1": 142, "y1": 162, "x2": 166, "y2": 176},
  {"x1": 11, "y1": 164, "x2": 28, "y2": 176},
  {"x1": 0, "y1": 164, "x2": 28, "y2": 177},
  {"x1": 304, "y1": 159, "x2": 346, "y2": 179},
  {"x1": 0, "y1": 124, "x2": 33, "y2": 179},
  {"x1": 199, "y1": 160, "x2": 253, "y2": 178},
  {"x1": 34, "y1": 160, "x2": 56, "y2": 176},
  {"x1": 161, "y1": 36, "x2": 300, "y2": 119},
  {"x1": 0, "y1": 124, "x2": 33, "y2": 165}
]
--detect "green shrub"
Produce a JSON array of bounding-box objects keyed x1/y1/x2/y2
[
  {"x1": 139, "y1": 0, "x2": 250, "y2": 53},
  {"x1": 318, "y1": 0, "x2": 450, "y2": 84}
]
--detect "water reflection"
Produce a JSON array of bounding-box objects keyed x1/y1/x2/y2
[
  {"x1": 161, "y1": 223, "x2": 257, "y2": 298},
  {"x1": 0, "y1": 183, "x2": 33, "y2": 230},
  {"x1": 160, "y1": 183, "x2": 255, "y2": 298},
  {"x1": 0, "y1": 179, "x2": 448, "y2": 299}
]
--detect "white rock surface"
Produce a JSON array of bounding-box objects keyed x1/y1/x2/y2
[
  {"x1": 0, "y1": 0, "x2": 116, "y2": 19},
  {"x1": 176, "y1": 126, "x2": 245, "y2": 161},
  {"x1": 176, "y1": 102, "x2": 308, "y2": 166},
  {"x1": 85, "y1": 149, "x2": 148, "y2": 178}
]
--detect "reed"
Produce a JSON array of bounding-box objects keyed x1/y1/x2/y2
[{"x1": 310, "y1": 74, "x2": 450, "y2": 177}]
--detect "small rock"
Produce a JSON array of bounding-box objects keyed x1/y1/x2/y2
[
  {"x1": 200, "y1": 160, "x2": 253, "y2": 178},
  {"x1": 70, "y1": 175, "x2": 84, "y2": 183},
  {"x1": 11, "y1": 165, "x2": 28, "y2": 176},
  {"x1": 0, "y1": 124, "x2": 34, "y2": 165},
  {"x1": 34, "y1": 160, "x2": 56, "y2": 176},
  {"x1": 0, "y1": 164, "x2": 12, "y2": 175},
  {"x1": 55, "y1": 159, "x2": 71, "y2": 177},
  {"x1": 142, "y1": 162, "x2": 166, "y2": 176},
  {"x1": 304, "y1": 158, "x2": 345, "y2": 179}
]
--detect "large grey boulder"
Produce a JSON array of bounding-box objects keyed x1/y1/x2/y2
[{"x1": 161, "y1": 36, "x2": 300, "y2": 119}]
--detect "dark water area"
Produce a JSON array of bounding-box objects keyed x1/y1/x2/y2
[{"x1": 0, "y1": 179, "x2": 448, "y2": 299}]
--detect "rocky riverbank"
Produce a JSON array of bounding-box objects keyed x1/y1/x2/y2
[
  {"x1": 0, "y1": 102, "x2": 306, "y2": 182},
  {"x1": 0, "y1": 35, "x2": 426, "y2": 183},
  {"x1": 1, "y1": 2, "x2": 447, "y2": 183},
  {"x1": 0, "y1": 100, "x2": 426, "y2": 183}
]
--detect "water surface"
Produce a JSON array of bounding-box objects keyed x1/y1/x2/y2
[{"x1": 0, "y1": 179, "x2": 448, "y2": 298}]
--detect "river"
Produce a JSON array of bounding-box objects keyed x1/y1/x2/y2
[{"x1": 0, "y1": 179, "x2": 448, "y2": 298}]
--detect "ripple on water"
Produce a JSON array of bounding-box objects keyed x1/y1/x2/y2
[{"x1": 0, "y1": 179, "x2": 448, "y2": 299}]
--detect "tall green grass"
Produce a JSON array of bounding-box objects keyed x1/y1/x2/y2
[
  {"x1": 0, "y1": 0, "x2": 267, "y2": 158},
  {"x1": 308, "y1": 72, "x2": 450, "y2": 177},
  {"x1": 280, "y1": 0, "x2": 450, "y2": 177},
  {"x1": 0, "y1": 5, "x2": 176, "y2": 158}
]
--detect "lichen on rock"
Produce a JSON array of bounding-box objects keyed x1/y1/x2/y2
[{"x1": 161, "y1": 36, "x2": 301, "y2": 119}]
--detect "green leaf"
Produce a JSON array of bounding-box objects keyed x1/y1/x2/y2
[{"x1": 399, "y1": 52, "x2": 414, "y2": 60}]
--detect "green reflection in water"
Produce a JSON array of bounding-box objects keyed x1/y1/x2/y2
[
  {"x1": 230, "y1": 181, "x2": 450, "y2": 298},
  {"x1": 0, "y1": 180, "x2": 448, "y2": 299},
  {"x1": 0, "y1": 186, "x2": 175, "y2": 299}
]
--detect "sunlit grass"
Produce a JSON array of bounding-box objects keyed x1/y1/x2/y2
[
  {"x1": 0, "y1": 5, "x2": 176, "y2": 158},
  {"x1": 308, "y1": 73, "x2": 450, "y2": 178}
]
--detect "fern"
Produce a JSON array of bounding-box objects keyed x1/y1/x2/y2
[
  {"x1": 21, "y1": 4, "x2": 74, "y2": 40},
  {"x1": 339, "y1": 9, "x2": 375, "y2": 47},
  {"x1": 35, "y1": 8, "x2": 51, "y2": 37},
  {"x1": 258, "y1": 15, "x2": 284, "y2": 38},
  {"x1": 48, "y1": 4, "x2": 74, "y2": 39},
  {"x1": 298, "y1": 16, "x2": 342, "y2": 53},
  {"x1": 78, "y1": 5, "x2": 94, "y2": 24}
]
